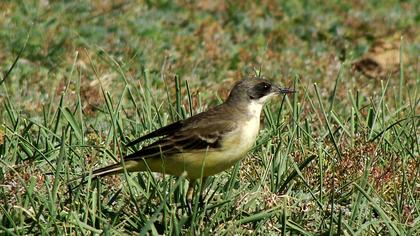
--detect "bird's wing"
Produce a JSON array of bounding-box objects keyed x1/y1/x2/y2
[
  {"x1": 123, "y1": 120, "x2": 238, "y2": 161},
  {"x1": 125, "y1": 121, "x2": 183, "y2": 147}
]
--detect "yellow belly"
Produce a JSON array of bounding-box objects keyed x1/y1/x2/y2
[{"x1": 151, "y1": 150, "x2": 248, "y2": 179}]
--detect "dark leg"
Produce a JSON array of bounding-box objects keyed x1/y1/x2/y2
[
  {"x1": 187, "y1": 179, "x2": 195, "y2": 214},
  {"x1": 186, "y1": 177, "x2": 208, "y2": 213},
  {"x1": 199, "y1": 177, "x2": 208, "y2": 206}
]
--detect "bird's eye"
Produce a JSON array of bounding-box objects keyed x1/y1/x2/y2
[
  {"x1": 260, "y1": 82, "x2": 271, "y2": 91},
  {"x1": 249, "y1": 81, "x2": 273, "y2": 99}
]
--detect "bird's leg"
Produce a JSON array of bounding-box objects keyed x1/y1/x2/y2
[
  {"x1": 187, "y1": 179, "x2": 195, "y2": 214},
  {"x1": 198, "y1": 177, "x2": 208, "y2": 206},
  {"x1": 186, "y1": 177, "x2": 208, "y2": 213}
]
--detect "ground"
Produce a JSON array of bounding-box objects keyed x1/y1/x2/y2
[{"x1": 0, "y1": 0, "x2": 419, "y2": 235}]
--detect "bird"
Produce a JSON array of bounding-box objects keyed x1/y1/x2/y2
[{"x1": 86, "y1": 77, "x2": 294, "y2": 208}]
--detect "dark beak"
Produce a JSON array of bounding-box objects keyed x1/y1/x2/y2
[{"x1": 278, "y1": 87, "x2": 296, "y2": 94}]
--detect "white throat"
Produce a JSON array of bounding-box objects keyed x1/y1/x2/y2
[
  {"x1": 247, "y1": 100, "x2": 265, "y2": 119},
  {"x1": 247, "y1": 94, "x2": 274, "y2": 118}
]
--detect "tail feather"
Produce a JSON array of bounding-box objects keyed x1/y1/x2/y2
[
  {"x1": 91, "y1": 163, "x2": 124, "y2": 178},
  {"x1": 67, "y1": 160, "x2": 145, "y2": 194},
  {"x1": 67, "y1": 163, "x2": 124, "y2": 186},
  {"x1": 67, "y1": 162, "x2": 133, "y2": 194}
]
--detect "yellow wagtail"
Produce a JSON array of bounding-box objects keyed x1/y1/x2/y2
[{"x1": 89, "y1": 77, "x2": 294, "y2": 206}]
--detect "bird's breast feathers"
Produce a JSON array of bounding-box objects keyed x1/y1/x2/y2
[
  {"x1": 222, "y1": 115, "x2": 260, "y2": 155},
  {"x1": 211, "y1": 100, "x2": 263, "y2": 161}
]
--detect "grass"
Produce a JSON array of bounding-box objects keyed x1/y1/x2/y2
[{"x1": 0, "y1": 0, "x2": 419, "y2": 235}]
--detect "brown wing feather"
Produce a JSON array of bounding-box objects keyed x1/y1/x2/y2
[
  {"x1": 124, "y1": 120, "x2": 237, "y2": 161},
  {"x1": 125, "y1": 121, "x2": 183, "y2": 147},
  {"x1": 125, "y1": 103, "x2": 229, "y2": 147}
]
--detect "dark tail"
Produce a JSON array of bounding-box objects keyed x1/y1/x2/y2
[
  {"x1": 67, "y1": 163, "x2": 126, "y2": 194},
  {"x1": 90, "y1": 163, "x2": 125, "y2": 178}
]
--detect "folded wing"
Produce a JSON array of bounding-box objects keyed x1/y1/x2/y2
[
  {"x1": 124, "y1": 120, "x2": 237, "y2": 161},
  {"x1": 125, "y1": 121, "x2": 183, "y2": 147}
]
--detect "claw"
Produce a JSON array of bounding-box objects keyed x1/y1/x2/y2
[{"x1": 187, "y1": 200, "x2": 193, "y2": 214}]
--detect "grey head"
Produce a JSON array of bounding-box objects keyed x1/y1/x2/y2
[{"x1": 226, "y1": 77, "x2": 295, "y2": 105}]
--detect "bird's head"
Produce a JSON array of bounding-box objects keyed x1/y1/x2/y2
[{"x1": 227, "y1": 77, "x2": 295, "y2": 105}]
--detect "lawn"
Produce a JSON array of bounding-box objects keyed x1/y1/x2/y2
[{"x1": 0, "y1": 0, "x2": 419, "y2": 235}]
